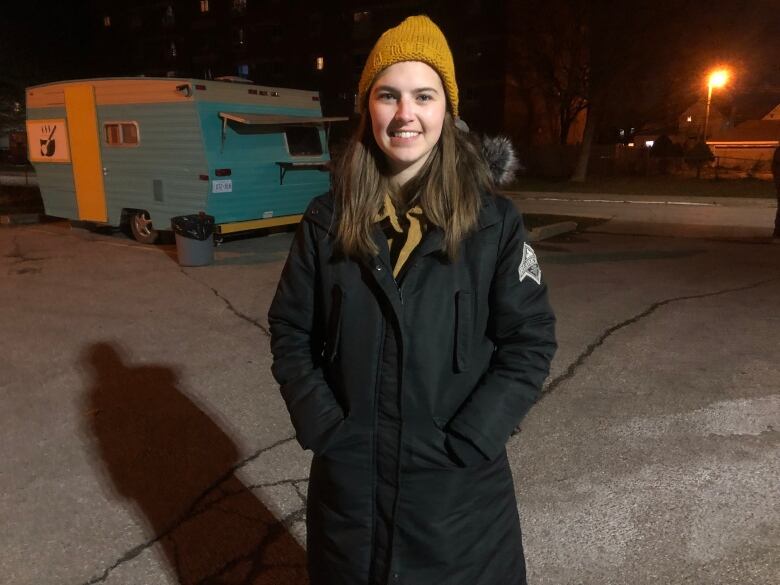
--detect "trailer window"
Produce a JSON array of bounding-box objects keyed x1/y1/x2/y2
[
  {"x1": 121, "y1": 123, "x2": 139, "y2": 144},
  {"x1": 105, "y1": 124, "x2": 121, "y2": 144},
  {"x1": 104, "y1": 122, "x2": 140, "y2": 147},
  {"x1": 285, "y1": 126, "x2": 322, "y2": 156}
]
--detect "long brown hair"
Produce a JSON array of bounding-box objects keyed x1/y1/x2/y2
[{"x1": 333, "y1": 109, "x2": 493, "y2": 260}]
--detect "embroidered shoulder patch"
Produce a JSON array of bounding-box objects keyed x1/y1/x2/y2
[{"x1": 518, "y1": 242, "x2": 542, "y2": 284}]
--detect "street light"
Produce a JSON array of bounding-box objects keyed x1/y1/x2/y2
[{"x1": 703, "y1": 69, "x2": 729, "y2": 141}]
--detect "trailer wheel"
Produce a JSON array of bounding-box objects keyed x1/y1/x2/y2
[{"x1": 128, "y1": 210, "x2": 159, "y2": 244}]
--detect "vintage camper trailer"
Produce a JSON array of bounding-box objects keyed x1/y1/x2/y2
[{"x1": 25, "y1": 77, "x2": 347, "y2": 243}]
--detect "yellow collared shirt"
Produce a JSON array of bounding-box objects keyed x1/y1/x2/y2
[{"x1": 375, "y1": 194, "x2": 427, "y2": 277}]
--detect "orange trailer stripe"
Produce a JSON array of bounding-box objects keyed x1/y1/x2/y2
[{"x1": 64, "y1": 85, "x2": 107, "y2": 222}]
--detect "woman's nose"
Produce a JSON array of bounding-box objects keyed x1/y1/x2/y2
[{"x1": 394, "y1": 97, "x2": 414, "y2": 121}]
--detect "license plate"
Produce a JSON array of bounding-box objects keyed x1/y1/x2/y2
[{"x1": 212, "y1": 179, "x2": 233, "y2": 193}]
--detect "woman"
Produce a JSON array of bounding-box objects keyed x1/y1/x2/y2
[{"x1": 268, "y1": 15, "x2": 557, "y2": 585}]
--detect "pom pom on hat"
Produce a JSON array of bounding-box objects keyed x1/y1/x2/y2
[{"x1": 358, "y1": 15, "x2": 459, "y2": 117}]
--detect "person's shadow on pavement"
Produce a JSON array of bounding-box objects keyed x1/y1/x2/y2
[{"x1": 81, "y1": 342, "x2": 308, "y2": 584}]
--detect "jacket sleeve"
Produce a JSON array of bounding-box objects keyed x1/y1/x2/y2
[
  {"x1": 267, "y1": 218, "x2": 345, "y2": 453},
  {"x1": 447, "y1": 199, "x2": 557, "y2": 461}
]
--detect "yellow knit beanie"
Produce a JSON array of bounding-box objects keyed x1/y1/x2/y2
[{"x1": 358, "y1": 15, "x2": 459, "y2": 117}]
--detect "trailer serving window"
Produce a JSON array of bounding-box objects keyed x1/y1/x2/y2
[
  {"x1": 104, "y1": 122, "x2": 140, "y2": 147},
  {"x1": 284, "y1": 126, "x2": 322, "y2": 156},
  {"x1": 217, "y1": 112, "x2": 348, "y2": 150}
]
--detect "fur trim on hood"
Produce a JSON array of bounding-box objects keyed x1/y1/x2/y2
[{"x1": 481, "y1": 135, "x2": 521, "y2": 187}]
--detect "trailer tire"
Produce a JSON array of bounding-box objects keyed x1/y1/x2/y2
[{"x1": 126, "y1": 210, "x2": 159, "y2": 244}]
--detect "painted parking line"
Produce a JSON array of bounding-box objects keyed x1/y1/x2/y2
[{"x1": 519, "y1": 196, "x2": 719, "y2": 207}]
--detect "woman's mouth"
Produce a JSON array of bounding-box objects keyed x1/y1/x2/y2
[
  {"x1": 389, "y1": 130, "x2": 421, "y2": 145},
  {"x1": 390, "y1": 131, "x2": 421, "y2": 138}
]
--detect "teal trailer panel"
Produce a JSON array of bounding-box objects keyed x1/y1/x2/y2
[
  {"x1": 197, "y1": 101, "x2": 332, "y2": 223},
  {"x1": 98, "y1": 102, "x2": 208, "y2": 228}
]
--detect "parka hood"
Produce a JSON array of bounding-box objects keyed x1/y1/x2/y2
[{"x1": 480, "y1": 135, "x2": 521, "y2": 187}]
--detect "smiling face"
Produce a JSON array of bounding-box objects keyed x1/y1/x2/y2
[{"x1": 368, "y1": 61, "x2": 447, "y2": 186}]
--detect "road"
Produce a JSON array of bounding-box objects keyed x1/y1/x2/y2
[{"x1": 1, "y1": 218, "x2": 778, "y2": 585}]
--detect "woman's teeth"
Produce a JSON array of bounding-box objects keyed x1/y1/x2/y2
[{"x1": 392, "y1": 131, "x2": 419, "y2": 138}]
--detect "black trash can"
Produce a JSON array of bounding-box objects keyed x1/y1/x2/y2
[{"x1": 171, "y1": 212, "x2": 215, "y2": 267}]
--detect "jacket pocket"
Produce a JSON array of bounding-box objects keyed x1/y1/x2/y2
[
  {"x1": 410, "y1": 417, "x2": 461, "y2": 469},
  {"x1": 325, "y1": 284, "x2": 343, "y2": 363},
  {"x1": 455, "y1": 290, "x2": 472, "y2": 372}
]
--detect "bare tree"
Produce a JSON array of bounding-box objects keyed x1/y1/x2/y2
[
  {"x1": 508, "y1": 0, "x2": 589, "y2": 146},
  {"x1": 509, "y1": 0, "x2": 763, "y2": 181}
]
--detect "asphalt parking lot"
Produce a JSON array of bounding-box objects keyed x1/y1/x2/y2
[{"x1": 1, "y1": 217, "x2": 778, "y2": 585}]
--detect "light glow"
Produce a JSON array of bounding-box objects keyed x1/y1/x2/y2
[{"x1": 708, "y1": 69, "x2": 729, "y2": 88}]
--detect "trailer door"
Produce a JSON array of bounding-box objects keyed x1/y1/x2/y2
[{"x1": 64, "y1": 84, "x2": 107, "y2": 222}]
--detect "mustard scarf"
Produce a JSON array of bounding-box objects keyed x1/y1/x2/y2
[{"x1": 375, "y1": 194, "x2": 427, "y2": 277}]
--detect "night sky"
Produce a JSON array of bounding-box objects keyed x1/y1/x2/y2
[
  {"x1": 1, "y1": 1, "x2": 778, "y2": 132},
  {"x1": 1, "y1": 1, "x2": 93, "y2": 91}
]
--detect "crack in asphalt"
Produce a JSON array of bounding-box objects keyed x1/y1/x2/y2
[
  {"x1": 194, "y1": 505, "x2": 307, "y2": 585},
  {"x1": 291, "y1": 481, "x2": 308, "y2": 506},
  {"x1": 179, "y1": 268, "x2": 272, "y2": 338},
  {"x1": 79, "y1": 436, "x2": 299, "y2": 585},
  {"x1": 510, "y1": 275, "x2": 780, "y2": 436},
  {"x1": 3, "y1": 234, "x2": 50, "y2": 265},
  {"x1": 198, "y1": 477, "x2": 310, "y2": 513},
  {"x1": 543, "y1": 275, "x2": 780, "y2": 398}
]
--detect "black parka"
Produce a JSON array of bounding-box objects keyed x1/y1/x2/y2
[{"x1": 268, "y1": 191, "x2": 557, "y2": 585}]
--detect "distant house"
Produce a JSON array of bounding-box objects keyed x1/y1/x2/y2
[
  {"x1": 763, "y1": 103, "x2": 780, "y2": 120},
  {"x1": 702, "y1": 92, "x2": 780, "y2": 172},
  {"x1": 630, "y1": 99, "x2": 731, "y2": 150},
  {"x1": 707, "y1": 119, "x2": 780, "y2": 173},
  {"x1": 633, "y1": 91, "x2": 780, "y2": 150},
  {"x1": 677, "y1": 99, "x2": 731, "y2": 146}
]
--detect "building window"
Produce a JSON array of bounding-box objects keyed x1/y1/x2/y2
[
  {"x1": 353, "y1": 10, "x2": 371, "y2": 39},
  {"x1": 163, "y1": 5, "x2": 175, "y2": 25},
  {"x1": 315, "y1": 56, "x2": 324, "y2": 71},
  {"x1": 103, "y1": 16, "x2": 111, "y2": 27},
  {"x1": 170, "y1": 41, "x2": 177, "y2": 57},
  {"x1": 104, "y1": 122, "x2": 140, "y2": 147},
  {"x1": 232, "y1": 0, "x2": 247, "y2": 12},
  {"x1": 238, "y1": 63, "x2": 249, "y2": 77},
  {"x1": 200, "y1": 0, "x2": 209, "y2": 13},
  {"x1": 237, "y1": 27, "x2": 245, "y2": 45},
  {"x1": 308, "y1": 13, "x2": 323, "y2": 37},
  {"x1": 687, "y1": 116, "x2": 693, "y2": 122},
  {"x1": 285, "y1": 127, "x2": 322, "y2": 157}
]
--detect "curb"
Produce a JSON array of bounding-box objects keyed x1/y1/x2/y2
[
  {"x1": 502, "y1": 190, "x2": 775, "y2": 209},
  {"x1": 0, "y1": 213, "x2": 42, "y2": 226},
  {"x1": 528, "y1": 221, "x2": 578, "y2": 242},
  {"x1": 0, "y1": 176, "x2": 38, "y2": 187},
  {"x1": 582, "y1": 220, "x2": 775, "y2": 242}
]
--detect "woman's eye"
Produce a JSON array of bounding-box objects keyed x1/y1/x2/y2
[
  {"x1": 417, "y1": 94, "x2": 433, "y2": 102},
  {"x1": 378, "y1": 92, "x2": 396, "y2": 101}
]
